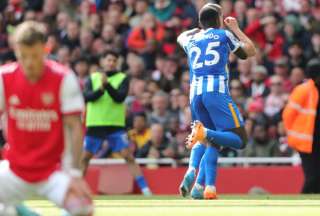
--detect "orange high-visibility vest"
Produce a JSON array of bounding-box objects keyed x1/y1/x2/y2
[{"x1": 282, "y1": 79, "x2": 319, "y2": 153}]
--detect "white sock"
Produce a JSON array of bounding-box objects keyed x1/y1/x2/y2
[
  {"x1": 187, "y1": 167, "x2": 196, "y2": 174},
  {"x1": 194, "y1": 183, "x2": 204, "y2": 190},
  {"x1": 206, "y1": 185, "x2": 216, "y2": 192},
  {"x1": 142, "y1": 187, "x2": 152, "y2": 196}
]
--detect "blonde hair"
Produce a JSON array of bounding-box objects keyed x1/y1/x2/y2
[{"x1": 13, "y1": 21, "x2": 46, "y2": 45}]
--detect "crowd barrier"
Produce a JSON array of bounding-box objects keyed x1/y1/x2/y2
[{"x1": 85, "y1": 157, "x2": 304, "y2": 195}]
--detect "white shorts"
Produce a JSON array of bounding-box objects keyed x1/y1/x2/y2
[{"x1": 0, "y1": 161, "x2": 71, "y2": 207}]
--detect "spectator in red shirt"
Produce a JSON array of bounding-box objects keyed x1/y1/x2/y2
[
  {"x1": 127, "y1": 12, "x2": 165, "y2": 68},
  {"x1": 127, "y1": 13, "x2": 165, "y2": 54},
  {"x1": 245, "y1": 16, "x2": 284, "y2": 61}
]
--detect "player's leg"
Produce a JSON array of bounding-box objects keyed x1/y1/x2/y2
[
  {"x1": 0, "y1": 161, "x2": 39, "y2": 216},
  {"x1": 38, "y1": 171, "x2": 93, "y2": 216},
  {"x1": 204, "y1": 126, "x2": 247, "y2": 149},
  {"x1": 203, "y1": 146, "x2": 219, "y2": 199},
  {"x1": 189, "y1": 95, "x2": 218, "y2": 199},
  {"x1": 180, "y1": 142, "x2": 206, "y2": 197},
  {"x1": 81, "y1": 136, "x2": 104, "y2": 176},
  {"x1": 108, "y1": 131, "x2": 152, "y2": 196},
  {"x1": 188, "y1": 93, "x2": 247, "y2": 150},
  {"x1": 190, "y1": 152, "x2": 205, "y2": 199},
  {"x1": 180, "y1": 99, "x2": 207, "y2": 197}
]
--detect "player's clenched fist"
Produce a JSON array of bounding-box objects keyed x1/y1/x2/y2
[{"x1": 224, "y1": 17, "x2": 239, "y2": 31}]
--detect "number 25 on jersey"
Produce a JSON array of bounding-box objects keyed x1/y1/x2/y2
[{"x1": 189, "y1": 42, "x2": 220, "y2": 70}]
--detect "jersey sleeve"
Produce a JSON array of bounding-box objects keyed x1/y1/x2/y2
[
  {"x1": 225, "y1": 30, "x2": 242, "y2": 53},
  {"x1": 60, "y1": 72, "x2": 85, "y2": 115},
  {"x1": 177, "y1": 31, "x2": 192, "y2": 53}
]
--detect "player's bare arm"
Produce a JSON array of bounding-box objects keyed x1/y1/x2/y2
[
  {"x1": 224, "y1": 17, "x2": 256, "y2": 58},
  {"x1": 63, "y1": 114, "x2": 84, "y2": 171},
  {"x1": 63, "y1": 114, "x2": 93, "y2": 214}
]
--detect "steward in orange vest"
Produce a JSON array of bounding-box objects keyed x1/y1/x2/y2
[
  {"x1": 283, "y1": 58, "x2": 320, "y2": 193},
  {"x1": 283, "y1": 80, "x2": 318, "y2": 153}
]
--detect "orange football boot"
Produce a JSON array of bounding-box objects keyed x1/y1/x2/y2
[
  {"x1": 186, "y1": 121, "x2": 206, "y2": 149},
  {"x1": 204, "y1": 186, "x2": 218, "y2": 200}
]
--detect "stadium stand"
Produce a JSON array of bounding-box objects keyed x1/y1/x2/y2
[{"x1": 0, "y1": 0, "x2": 319, "y2": 163}]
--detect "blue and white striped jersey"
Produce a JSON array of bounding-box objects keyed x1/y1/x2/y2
[{"x1": 177, "y1": 28, "x2": 242, "y2": 97}]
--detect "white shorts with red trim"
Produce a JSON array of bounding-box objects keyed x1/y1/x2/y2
[{"x1": 0, "y1": 160, "x2": 71, "y2": 207}]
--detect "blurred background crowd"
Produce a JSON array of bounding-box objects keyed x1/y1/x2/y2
[{"x1": 0, "y1": 0, "x2": 320, "y2": 160}]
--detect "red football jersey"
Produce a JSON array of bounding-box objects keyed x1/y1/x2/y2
[{"x1": 0, "y1": 60, "x2": 84, "y2": 182}]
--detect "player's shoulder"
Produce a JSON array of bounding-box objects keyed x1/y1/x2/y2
[
  {"x1": 0, "y1": 62, "x2": 19, "y2": 75},
  {"x1": 46, "y1": 59, "x2": 72, "y2": 77}
]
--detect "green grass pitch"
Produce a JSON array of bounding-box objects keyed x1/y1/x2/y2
[{"x1": 26, "y1": 195, "x2": 320, "y2": 216}]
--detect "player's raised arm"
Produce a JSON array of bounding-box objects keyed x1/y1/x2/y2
[{"x1": 224, "y1": 16, "x2": 256, "y2": 58}]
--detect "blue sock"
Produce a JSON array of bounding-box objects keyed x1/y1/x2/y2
[
  {"x1": 206, "y1": 129, "x2": 243, "y2": 149},
  {"x1": 135, "y1": 175, "x2": 148, "y2": 190},
  {"x1": 204, "y1": 146, "x2": 218, "y2": 186},
  {"x1": 188, "y1": 143, "x2": 206, "y2": 171},
  {"x1": 196, "y1": 155, "x2": 206, "y2": 186}
]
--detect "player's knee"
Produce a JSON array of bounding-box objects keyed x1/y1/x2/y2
[{"x1": 230, "y1": 127, "x2": 248, "y2": 149}]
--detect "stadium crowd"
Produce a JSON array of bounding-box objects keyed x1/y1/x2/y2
[{"x1": 0, "y1": 0, "x2": 319, "y2": 160}]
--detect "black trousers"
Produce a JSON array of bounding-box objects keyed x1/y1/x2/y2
[{"x1": 299, "y1": 142, "x2": 320, "y2": 193}]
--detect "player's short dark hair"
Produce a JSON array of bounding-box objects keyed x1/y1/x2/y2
[
  {"x1": 306, "y1": 58, "x2": 320, "y2": 79},
  {"x1": 14, "y1": 21, "x2": 46, "y2": 45},
  {"x1": 101, "y1": 50, "x2": 119, "y2": 59},
  {"x1": 199, "y1": 3, "x2": 222, "y2": 29}
]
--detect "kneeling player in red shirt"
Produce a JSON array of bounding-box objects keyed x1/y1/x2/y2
[{"x1": 0, "y1": 21, "x2": 93, "y2": 216}]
